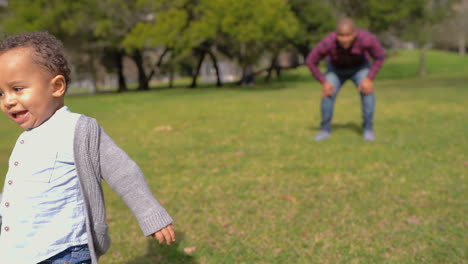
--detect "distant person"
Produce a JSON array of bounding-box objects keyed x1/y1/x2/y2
[
  {"x1": 306, "y1": 18, "x2": 385, "y2": 141},
  {"x1": 243, "y1": 65, "x2": 255, "y2": 86},
  {"x1": 0, "y1": 32, "x2": 175, "y2": 264}
]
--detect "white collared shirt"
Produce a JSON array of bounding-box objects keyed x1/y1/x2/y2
[{"x1": 0, "y1": 106, "x2": 88, "y2": 264}]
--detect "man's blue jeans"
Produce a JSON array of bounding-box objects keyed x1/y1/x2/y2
[
  {"x1": 320, "y1": 63, "x2": 375, "y2": 132},
  {"x1": 38, "y1": 244, "x2": 91, "y2": 264}
]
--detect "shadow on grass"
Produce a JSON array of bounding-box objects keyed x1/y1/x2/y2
[
  {"x1": 125, "y1": 231, "x2": 197, "y2": 264},
  {"x1": 310, "y1": 122, "x2": 361, "y2": 134}
]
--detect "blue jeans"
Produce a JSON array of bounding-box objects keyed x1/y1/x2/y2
[
  {"x1": 38, "y1": 244, "x2": 91, "y2": 264},
  {"x1": 320, "y1": 63, "x2": 375, "y2": 132}
]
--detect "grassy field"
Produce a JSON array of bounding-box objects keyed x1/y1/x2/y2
[{"x1": 0, "y1": 50, "x2": 466, "y2": 263}]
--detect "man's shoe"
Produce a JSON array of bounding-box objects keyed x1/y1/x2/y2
[
  {"x1": 363, "y1": 130, "x2": 375, "y2": 141},
  {"x1": 314, "y1": 130, "x2": 331, "y2": 141}
]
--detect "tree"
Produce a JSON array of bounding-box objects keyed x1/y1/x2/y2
[
  {"x1": 398, "y1": 0, "x2": 461, "y2": 75},
  {"x1": 91, "y1": 0, "x2": 155, "y2": 91},
  {"x1": 197, "y1": 0, "x2": 299, "y2": 85},
  {"x1": 329, "y1": 0, "x2": 427, "y2": 32},
  {"x1": 289, "y1": 0, "x2": 336, "y2": 60},
  {"x1": 1, "y1": 0, "x2": 158, "y2": 92},
  {"x1": 432, "y1": 0, "x2": 468, "y2": 55},
  {"x1": 125, "y1": 0, "x2": 299, "y2": 87},
  {"x1": 0, "y1": 1, "x2": 108, "y2": 93},
  {"x1": 123, "y1": 0, "x2": 199, "y2": 87}
]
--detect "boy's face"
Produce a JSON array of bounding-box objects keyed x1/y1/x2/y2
[{"x1": 0, "y1": 47, "x2": 66, "y2": 130}]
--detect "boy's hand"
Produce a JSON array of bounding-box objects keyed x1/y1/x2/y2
[{"x1": 152, "y1": 224, "x2": 176, "y2": 245}]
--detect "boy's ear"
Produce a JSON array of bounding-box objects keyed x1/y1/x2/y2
[{"x1": 51, "y1": 75, "x2": 67, "y2": 98}]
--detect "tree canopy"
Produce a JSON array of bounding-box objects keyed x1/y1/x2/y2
[{"x1": 0, "y1": 0, "x2": 462, "y2": 91}]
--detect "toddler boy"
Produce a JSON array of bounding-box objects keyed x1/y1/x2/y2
[{"x1": 0, "y1": 32, "x2": 175, "y2": 264}]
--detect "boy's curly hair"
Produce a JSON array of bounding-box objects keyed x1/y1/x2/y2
[{"x1": 0, "y1": 31, "x2": 71, "y2": 86}]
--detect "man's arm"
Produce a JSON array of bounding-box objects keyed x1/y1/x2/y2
[
  {"x1": 366, "y1": 34, "x2": 385, "y2": 80},
  {"x1": 305, "y1": 35, "x2": 332, "y2": 84}
]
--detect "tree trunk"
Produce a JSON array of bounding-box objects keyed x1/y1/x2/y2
[
  {"x1": 207, "y1": 50, "x2": 222, "y2": 87},
  {"x1": 169, "y1": 66, "x2": 174, "y2": 89},
  {"x1": 275, "y1": 66, "x2": 282, "y2": 80},
  {"x1": 418, "y1": 45, "x2": 428, "y2": 77},
  {"x1": 265, "y1": 54, "x2": 278, "y2": 83},
  {"x1": 88, "y1": 55, "x2": 98, "y2": 95},
  {"x1": 298, "y1": 44, "x2": 311, "y2": 64},
  {"x1": 131, "y1": 49, "x2": 149, "y2": 90},
  {"x1": 116, "y1": 50, "x2": 127, "y2": 93},
  {"x1": 459, "y1": 35, "x2": 466, "y2": 56},
  {"x1": 148, "y1": 48, "x2": 170, "y2": 81},
  {"x1": 190, "y1": 50, "x2": 206, "y2": 88}
]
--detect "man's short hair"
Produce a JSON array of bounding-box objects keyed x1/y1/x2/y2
[{"x1": 0, "y1": 31, "x2": 71, "y2": 86}]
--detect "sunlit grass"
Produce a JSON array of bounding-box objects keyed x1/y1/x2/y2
[{"x1": 0, "y1": 50, "x2": 466, "y2": 263}]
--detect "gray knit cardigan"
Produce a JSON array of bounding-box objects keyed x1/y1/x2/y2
[{"x1": 1, "y1": 115, "x2": 174, "y2": 264}]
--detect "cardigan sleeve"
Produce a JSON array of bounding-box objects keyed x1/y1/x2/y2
[
  {"x1": 0, "y1": 192, "x2": 2, "y2": 228},
  {"x1": 97, "y1": 125, "x2": 173, "y2": 236}
]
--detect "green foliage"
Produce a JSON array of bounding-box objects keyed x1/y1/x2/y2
[
  {"x1": 398, "y1": 0, "x2": 460, "y2": 46},
  {"x1": 289, "y1": 0, "x2": 336, "y2": 56},
  {"x1": 362, "y1": 0, "x2": 426, "y2": 32},
  {"x1": 331, "y1": 0, "x2": 459, "y2": 35},
  {"x1": 209, "y1": 0, "x2": 299, "y2": 65},
  {"x1": 124, "y1": 0, "x2": 299, "y2": 69},
  {"x1": 89, "y1": 0, "x2": 149, "y2": 47},
  {"x1": 2, "y1": 0, "x2": 153, "y2": 49},
  {"x1": 123, "y1": 1, "x2": 191, "y2": 55},
  {"x1": 2, "y1": 0, "x2": 87, "y2": 36},
  {"x1": 217, "y1": 0, "x2": 298, "y2": 43}
]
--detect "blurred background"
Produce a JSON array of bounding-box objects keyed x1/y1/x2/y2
[{"x1": 0, "y1": 0, "x2": 466, "y2": 94}]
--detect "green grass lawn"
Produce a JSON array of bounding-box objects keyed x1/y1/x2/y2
[{"x1": 0, "y1": 50, "x2": 466, "y2": 263}]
